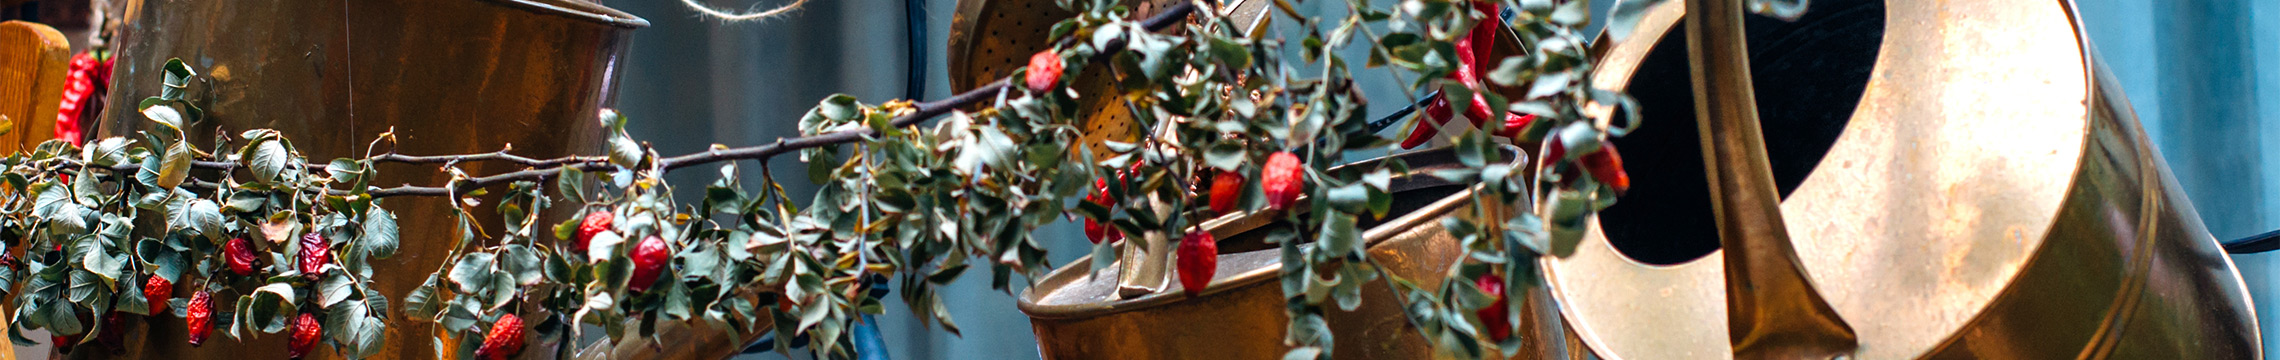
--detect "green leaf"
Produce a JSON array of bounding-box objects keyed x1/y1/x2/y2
[
  {"x1": 142, "y1": 105, "x2": 184, "y2": 133},
  {"x1": 449, "y1": 253, "x2": 495, "y2": 294},
  {"x1": 81, "y1": 137, "x2": 129, "y2": 167},
  {"x1": 189, "y1": 199, "x2": 223, "y2": 241},
  {"x1": 500, "y1": 245, "x2": 543, "y2": 286},
  {"x1": 1208, "y1": 36, "x2": 1252, "y2": 70},
  {"x1": 607, "y1": 134, "x2": 642, "y2": 169},
  {"x1": 156, "y1": 140, "x2": 191, "y2": 189},
  {"x1": 1326, "y1": 184, "x2": 1369, "y2": 213},
  {"x1": 817, "y1": 94, "x2": 861, "y2": 121},
  {"x1": 319, "y1": 274, "x2": 354, "y2": 307},
  {"x1": 403, "y1": 274, "x2": 443, "y2": 320},
  {"x1": 254, "y1": 282, "x2": 298, "y2": 308},
  {"x1": 82, "y1": 249, "x2": 121, "y2": 285},
  {"x1": 362, "y1": 206, "x2": 399, "y2": 259},
  {"x1": 1203, "y1": 142, "x2": 1245, "y2": 171},
  {"x1": 354, "y1": 317, "x2": 385, "y2": 358},
  {"x1": 160, "y1": 58, "x2": 195, "y2": 99},
  {"x1": 325, "y1": 297, "x2": 368, "y2": 344},
  {"x1": 247, "y1": 140, "x2": 289, "y2": 184}
]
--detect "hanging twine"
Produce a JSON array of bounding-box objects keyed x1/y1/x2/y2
[{"x1": 679, "y1": 0, "x2": 816, "y2": 21}]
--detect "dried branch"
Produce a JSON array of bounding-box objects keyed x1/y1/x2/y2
[{"x1": 65, "y1": 2, "x2": 1195, "y2": 199}]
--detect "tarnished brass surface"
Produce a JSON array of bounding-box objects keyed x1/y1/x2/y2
[
  {"x1": 1547, "y1": 0, "x2": 2259, "y2": 359},
  {"x1": 1679, "y1": 0, "x2": 1857, "y2": 358},
  {"x1": 91, "y1": 0, "x2": 643, "y2": 359},
  {"x1": 0, "y1": 20, "x2": 66, "y2": 155},
  {"x1": 1020, "y1": 148, "x2": 1571, "y2": 359}
]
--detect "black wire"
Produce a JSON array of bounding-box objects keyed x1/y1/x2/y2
[
  {"x1": 905, "y1": 0, "x2": 929, "y2": 101},
  {"x1": 2223, "y1": 229, "x2": 2280, "y2": 254},
  {"x1": 1365, "y1": 90, "x2": 1441, "y2": 135}
]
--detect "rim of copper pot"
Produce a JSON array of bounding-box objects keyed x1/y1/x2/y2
[
  {"x1": 1018, "y1": 147, "x2": 1516, "y2": 319},
  {"x1": 483, "y1": 0, "x2": 653, "y2": 28}
]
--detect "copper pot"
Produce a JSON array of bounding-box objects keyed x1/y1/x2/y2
[
  {"x1": 1018, "y1": 147, "x2": 1575, "y2": 359},
  {"x1": 88, "y1": 0, "x2": 644, "y2": 359}
]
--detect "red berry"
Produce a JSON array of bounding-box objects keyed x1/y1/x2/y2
[
  {"x1": 144, "y1": 275, "x2": 172, "y2": 315},
  {"x1": 473, "y1": 313, "x2": 527, "y2": 360},
  {"x1": 1539, "y1": 139, "x2": 1567, "y2": 167},
  {"x1": 224, "y1": 238, "x2": 259, "y2": 276},
  {"x1": 186, "y1": 291, "x2": 212, "y2": 346},
  {"x1": 574, "y1": 209, "x2": 614, "y2": 254},
  {"x1": 1580, "y1": 144, "x2": 1630, "y2": 195},
  {"x1": 1176, "y1": 230, "x2": 1218, "y2": 296},
  {"x1": 1083, "y1": 178, "x2": 1122, "y2": 244},
  {"x1": 1025, "y1": 50, "x2": 1064, "y2": 93},
  {"x1": 1207, "y1": 171, "x2": 1243, "y2": 214},
  {"x1": 1475, "y1": 273, "x2": 1510, "y2": 342},
  {"x1": 1260, "y1": 152, "x2": 1304, "y2": 211},
  {"x1": 52, "y1": 334, "x2": 77, "y2": 352},
  {"x1": 628, "y1": 235, "x2": 671, "y2": 292},
  {"x1": 299, "y1": 233, "x2": 330, "y2": 280},
  {"x1": 288, "y1": 312, "x2": 321, "y2": 359}
]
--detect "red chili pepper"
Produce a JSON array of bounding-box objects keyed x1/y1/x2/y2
[
  {"x1": 628, "y1": 235, "x2": 671, "y2": 292},
  {"x1": 1026, "y1": 50, "x2": 1064, "y2": 93},
  {"x1": 1540, "y1": 139, "x2": 1566, "y2": 168},
  {"x1": 299, "y1": 232, "x2": 330, "y2": 280},
  {"x1": 288, "y1": 312, "x2": 321, "y2": 359},
  {"x1": 1497, "y1": 113, "x2": 1537, "y2": 140},
  {"x1": 145, "y1": 275, "x2": 172, "y2": 315},
  {"x1": 474, "y1": 313, "x2": 527, "y2": 360},
  {"x1": 224, "y1": 238, "x2": 259, "y2": 276},
  {"x1": 1579, "y1": 144, "x2": 1630, "y2": 195},
  {"x1": 1476, "y1": 273, "x2": 1511, "y2": 342},
  {"x1": 574, "y1": 209, "x2": 614, "y2": 254},
  {"x1": 1207, "y1": 170, "x2": 1243, "y2": 214},
  {"x1": 1261, "y1": 152, "x2": 1304, "y2": 211},
  {"x1": 1402, "y1": 2, "x2": 1512, "y2": 149},
  {"x1": 53, "y1": 52, "x2": 109, "y2": 146},
  {"x1": 186, "y1": 291, "x2": 212, "y2": 346},
  {"x1": 1176, "y1": 230, "x2": 1218, "y2": 296},
  {"x1": 1083, "y1": 178, "x2": 1123, "y2": 244}
]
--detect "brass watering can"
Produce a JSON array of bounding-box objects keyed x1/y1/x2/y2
[
  {"x1": 991, "y1": 0, "x2": 2263, "y2": 358},
  {"x1": 1551, "y1": 0, "x2": 2260, "y2": 358}
]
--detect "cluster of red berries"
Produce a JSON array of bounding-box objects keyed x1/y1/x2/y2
[{"x1": 575, "y1": 210, "x2": 672, "y2": 292}]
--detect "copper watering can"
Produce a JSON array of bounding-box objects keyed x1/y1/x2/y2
[{"x1": 86, "y1": 0, "x2": 655, "y2": 358}]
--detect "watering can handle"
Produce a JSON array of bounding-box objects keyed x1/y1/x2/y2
[{"x1": 1681, "y1": 0, "x2": 1859, "y2": 358}]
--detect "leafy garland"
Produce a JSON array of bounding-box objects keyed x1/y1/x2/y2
[{"x1": 0, "y1": 0, "x2": 1647, "y2": 359}]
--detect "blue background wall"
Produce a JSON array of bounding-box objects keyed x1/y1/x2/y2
[{"x1": 602, "y1": 0, "x2": 2280, "y2": 358}]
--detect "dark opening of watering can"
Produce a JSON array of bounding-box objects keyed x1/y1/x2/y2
[{"x1": 1598, "y1": 0, "x2": 1885, "y2": 265}]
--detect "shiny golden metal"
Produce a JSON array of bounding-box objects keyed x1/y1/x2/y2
[
  {"x1": 1019, "y1": 148, "x2": 1573, "y2": 359},
  {"x1": 1550, "y1": 0, "x2": 2260, "y2": 359},
  {"x1": 94, "y1": 0, "x2": 645, "y2": 359},
  {"x1": 1680, "y1": 0, "x2": 1857, "y2": 358}
]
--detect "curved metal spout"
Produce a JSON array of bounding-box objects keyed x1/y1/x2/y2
[{"x1": 1681, "y1": 0, "x2": 1859, "y2": 358}]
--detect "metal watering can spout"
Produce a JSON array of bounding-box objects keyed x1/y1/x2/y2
[{"x1": 1680, "y1": 0, "x2": 1858, "y2": 358}]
